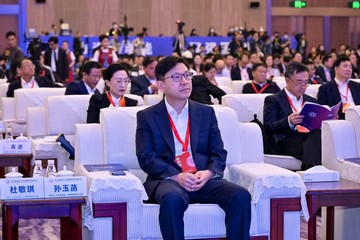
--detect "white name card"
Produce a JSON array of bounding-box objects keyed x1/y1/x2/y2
[
  {"x1": 0, "y1": 178, "x2": 44, "y2": 200},
  {"x1": 44, "y1": 176, "x2": 87, "y2": 198},
  {"x1": 0, "y1": 139, "x2": 32, "y2": 154}
]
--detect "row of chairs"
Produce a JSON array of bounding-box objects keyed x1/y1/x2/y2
[{"x1": 74, "y1": 106, "x2": 307, "y2": 240}]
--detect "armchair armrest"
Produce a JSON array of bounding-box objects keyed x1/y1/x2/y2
[
  {"x1": 1, "y1": 97, "x2": 15, "y2": 121},
  {"x1": 228, "y1": 162, "x2": 308, "y2": 220},
  {"x1": 76, "y1": 164, "x2": 148, "y2": 235},
  {"x1": 27, "y1": 107, "x2": 47, "y2": 137},
  {"x1": 321, "y1": 120, "x2": 358, "y2": 172},
  {"x1": 74, "y1": 123, "x2": 104, "y2": 171}
]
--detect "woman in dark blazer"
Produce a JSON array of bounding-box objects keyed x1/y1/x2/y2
[{"x1": 87, "y1": 64, "x2": 137, "y2": 123}]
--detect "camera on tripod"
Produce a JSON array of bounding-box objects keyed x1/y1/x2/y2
[
  {"x1": 176, "y1": 20, "x2": 185, "y2": 34},
  {"x1": 25, "y1": 29, "x2": 48, "y2": 75}
]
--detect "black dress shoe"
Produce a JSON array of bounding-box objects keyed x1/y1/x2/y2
[{"x1": 301, "y1": 163, "x2": 316, "y2": 171}]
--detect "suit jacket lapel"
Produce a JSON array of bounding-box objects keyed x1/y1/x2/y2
[
  {"x1": 80, "y1": 81, "x2": 89, "y2": 94},
  {"x1": 349, "y1": 81, "x2": 360, "y2": 105},
  {"x1": 155, "y1": 100, "x2": 175, "y2": 155},
  {"x1": 189, "y1": 100, "x2": 201, "y2": 155},
  {"x1": 279, "y1": 90, "x2": 293, "y2": 115},
  {"x1": 330, "y1": 81, "x2": 342, "y2": 104}
]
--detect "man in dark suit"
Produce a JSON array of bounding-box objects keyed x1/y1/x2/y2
[
  {"x1": 190, "y1": 73, "x2": 226, "y2": 104},
  {"x1": 1, "y1": 31, "x2": 24, "y2": 81},
  {"x1": 242, "y1": 63, "x2": 280, "y2": 94},
  {"x1": 136, "y1": 56, "x2": 251, "y2": 240},
  {"x1": 7, "y1": 58, "x2": 62, "y2": 97},
  {"x1": 44, "y1": 36, "x2": 69, "y2": 84},
  {"x1": 304, "y1": 59, "x2": 323, "y2": 84},
  {"x1": 264, "y1": 62, "x2": 321, "y2": 170},
  {"x1": 130, "y1": 56, "x2": 158, "y2": 97},
  {"x1": 317, "y1": 55, "x2": 360, "y2": 119},
  {"x1": 315, "y1": 54, "x2": 335, "y2": 83},
  {"x1": 231, "y1": 53, "x2": 253, "y2": 80},
  {"x1": 65, "y1": 61, "x2": 102, "y2": 95}
]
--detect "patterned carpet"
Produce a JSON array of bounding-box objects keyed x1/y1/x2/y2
[{"x1": 0, "y1": 216, "x2": 321, "y2": 240}]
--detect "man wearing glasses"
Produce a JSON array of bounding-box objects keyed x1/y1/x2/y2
[
  {"x1": 264, "y1": 61, "x2": 321, "y2": 170},
  {"x1": 65, "y1": 61, "x2": 102, "y2": 95},
  {"x1": 136, "y1": 56, "x2": 251, "y2": 240},
  {"x1": 7, "y1": 58, "x2": 62, "y2": 97}
]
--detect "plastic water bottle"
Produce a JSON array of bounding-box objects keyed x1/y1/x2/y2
[
  {"x1": 46, "y1": 160, "x2": 57, "y2": 178},
  {"x1": 33, "y1": 160, "x2": 44, "y2": 178},
  {"x1": 6, "y1": 128, "x2": 13, "y2": 139}
]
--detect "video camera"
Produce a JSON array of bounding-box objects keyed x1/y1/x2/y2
[
  {"x1": 25, "y1": 29, "x2": 48, "y2": 75},
  {"x1": 176, "y1": 20, "x2": 185, "y2": 34},
  {"x1": 121, "y1": 15, "x2": 134, "y2": 42}
]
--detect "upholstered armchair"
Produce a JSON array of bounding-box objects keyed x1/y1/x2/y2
[
  {"x1": 320, "y1": 106, "x2": 360, "y2": 239},
  {"x1": 1, "y1": 88, "x2": 66, "y2": 136},
  {"x1": 26, "y1": 94, "x2": 91, "y2": 170},
  {"x1": 74, "y1": 106, "x2": 307, "y2": 240},
  {"x1": 222, "y1": 94, "x2": 302, "y2": 170}
]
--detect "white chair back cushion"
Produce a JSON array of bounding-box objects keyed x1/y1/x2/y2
[
  {"x1": 346, "y1": 106, "x2": 360, "y2": 152},
  {"x1": 218, "y1": 85, "x2": 233, "y2": 94},
  {"x1": 273, "y1": 77, "x2": 286, "y2": 90},
  {"x1": 222, "y1": 94, "x2": 271, "y2": 123},
  {"x1": 214, "y1": 77, "x2": 232, "y2": 87},
  {"x1": 100, "y1": 107, "x2": 147, "y2": 171},
  {"x1": 46, "y1": 95, "x2": 91, "y2": 135},
  {"x1": 125, "y1": 94, "x2": 144, "y2": 106},
  {"x1": 143, "y1": 95, "x2": 163, "y2": 106},
  {"x1": 305, "y1": 84, "x2": 321, "y2": 99},
  {"x1": 95, "y1": 78, "x2": 105, "y2": 93},
  {"x1": 14, "y1": 88, "x2": 65, "y2": 120},
  {"x1": 0, "y1": 83, "x2": 9, "y2": 98},
  {"x1": 322, "y1": 120, "x2": 358, "y2": 171},
  {"x1": 231, "y1": 80, "x2": 252, "y2": 93},
  {"x1": 213, "y1": 106, "x2": 263, "y2": 165}
]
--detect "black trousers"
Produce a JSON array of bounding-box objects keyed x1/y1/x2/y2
[
  {"x1": 149, "y1": 178, "x2": 251, "y2": 240},
  {"x1": 277, "y1": 129, "x2": 322, "y2": 165}
]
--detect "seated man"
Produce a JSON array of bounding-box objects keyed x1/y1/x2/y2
[
  {"x1": 136, "y1": 56, "x2": 251, "y2": 240},
  {"x1": 317, "y1": 55, "x2": 360, "y2": 119},
  {"x1": 242, "y1": 63, "x2": 281, "y2": 94},
  {"x1": 130, "y1": 56, "x2": 158, "y2": 97},
  {"x1": 231, "y1": 53, "x2": 253, "y2": 80},
  {"x1": 264, "y1": 62, "x2": 321, "y2": 170},
  {"x1": 303, "y1": 59, "x2": 323, "y2": 84},
  {"x1": 7, "y1": 58, "x2": 62, "y2": 97},
  {"x1": 65, "y1": 61, "x2": 102, "y2": 95}
]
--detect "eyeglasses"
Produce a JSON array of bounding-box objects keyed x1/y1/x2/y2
[
  {"x1": 289, "y1": 78, "x2": 310, "y2": 86},
  {"x1": 113, "y1": 77, "x2": 131, "y2": 84},
  {"x1": 163, "y1": 72, "x2": 194, "y2": 82},
  {"x1": 88, "y1": 74, "x2": 102, "y2": 80}
]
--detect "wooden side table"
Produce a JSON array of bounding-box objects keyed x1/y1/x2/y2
[
  {"x1": 306, "y1": 179, "x2": 360, "y2": 240},
  {"x1": 0, "y1": 154, "x2": 32, "y2": 177},
  {"x1": 2, "y1": 197, "x2": 84, "y2": 240}
]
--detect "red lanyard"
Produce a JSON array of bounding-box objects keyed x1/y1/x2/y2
[
  {"x1": 338, "y1": 84, "x2": 349, "y2": 102},
  {"x1": 21, "y1": 79, "x2": 35, "y2": 88},
  {"x1": 251, "y1": 82, "x2": 269, "y2": 94},
  {"x1": 286, "y1": 94, "x2": 304, "y2": 112},
  {"x1": 167, "y1": 112, "x2": 190, "y2": 152},
  {"x1": 106, "y1": 92, "x2": 125, "y2": 107}
]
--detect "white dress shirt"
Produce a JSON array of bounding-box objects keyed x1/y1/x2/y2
[
  {"x1": 335, "y1": 78, "x2": 355, "y2": 106},
  {"x1": 21, "y1": 77, "x2": 39, "y2": 89},
  {"x1": 164, "y1": 98, "x2": 191, "y2": 157}
]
